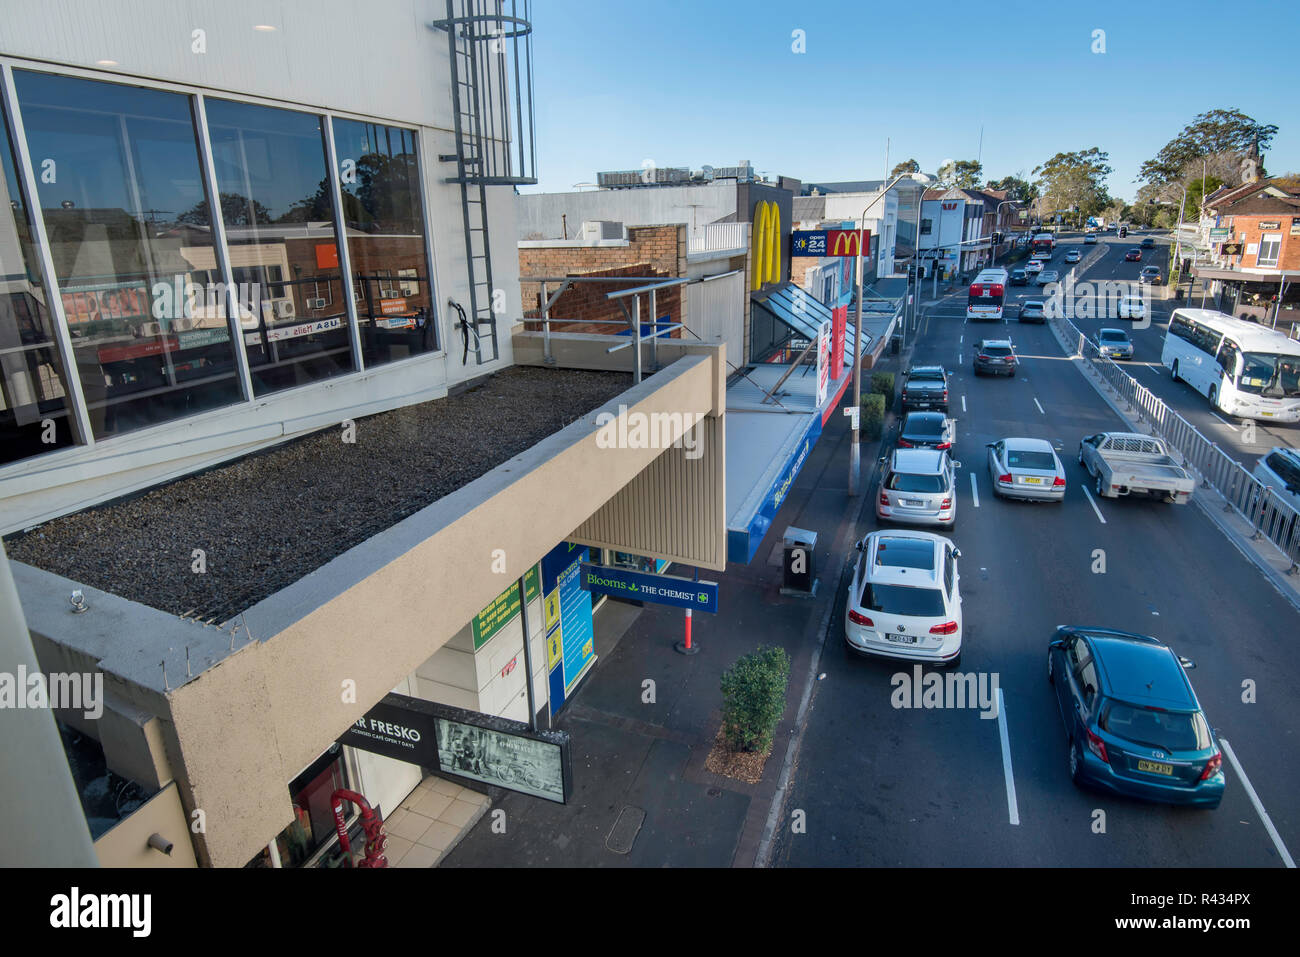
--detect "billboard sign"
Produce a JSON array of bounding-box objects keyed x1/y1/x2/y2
[
  {"x1": 579, "y1": 563, "x2": 718, "y2": 614},
  {"x1": 791, "y1": 230, "x2": 827, "y2": 256}
]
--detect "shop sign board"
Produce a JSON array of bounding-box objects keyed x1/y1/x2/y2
[
  {"x1": 541, "y1": 542, "x2": 595, "y2": 713},
  {"x1": 472, "y1": 565, "x2": 541, "y2": 650},
  {"x1": 579, "y1": 563, "x2": 718, "y2": 613},
  {"x1": 339, "y1": 693, "x2": 572, "y2": 804}
]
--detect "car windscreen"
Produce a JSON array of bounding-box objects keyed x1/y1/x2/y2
[
  {"x1": 1238, "y1": 352, "x2": 1300, "y2": 398},
  {"x1": 1021, "y1": 303, "x2": 1044, "y2": 314},
  {"x1": 1100, "y1": 703, "x2": 1209, "y2": 752},
  {"x1": 860, "y1": 583, "x2": 946, "y2": 618},
  {"x1": 1006, "y1": 449, "x2": 1056, "y2": 470},
  {"x1": 981, "y1": 345, "x2": 1012, "y2": 357},
  {"x1": 887, "y1": 471, "x2": 947, "y2": 493},
  {"x1": 909, "y1": 376, "x2": 944, "y2": 388},
  {"x1": 904, "y1": 416, "x2": 944, "y2": 437},
  {"x1": 1099, "y1": 332, "x2": 1129, "y2": 343}
]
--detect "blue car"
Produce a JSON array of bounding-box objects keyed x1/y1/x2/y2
[{"x1": 1047, "y1": 626, "x2": 1224, "y2": 808}]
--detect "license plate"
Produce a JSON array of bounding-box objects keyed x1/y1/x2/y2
[
  {"x1": 903, "y1": 499, "x2": 926, "y2": 507},
  {"x1": 1022, "y1": 477, "x2": 1043, "y2": 485},
  {"x1": 884, "y1": 633, "x2": 918, "y2": 644},
  {"x1": 1260, "y1": 411, "x2": 1275, "y2": 417},
  {"x1": 1137, "y1": 759, "x2": 1174, "y2": 776}
]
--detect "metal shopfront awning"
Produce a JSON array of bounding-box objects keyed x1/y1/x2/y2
[{"x1": 756, "y1": 283, "x2": 865, "y2": 367}]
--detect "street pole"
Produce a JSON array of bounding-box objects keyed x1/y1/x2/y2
[{"x1": 849, "y1": 173, "x2": 914, "y2": 496}]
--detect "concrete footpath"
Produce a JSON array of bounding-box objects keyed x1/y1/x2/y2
[{"x1": 439, "y1": 366, "x2": 905, "y2": 867}]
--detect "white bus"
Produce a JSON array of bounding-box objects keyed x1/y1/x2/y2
[
  {"x1": 966, "y1": 267, "x2": 1010, "y2": 321},
  {"x1": 1161, "y1": 309, "x2": 1300, "y2": 422}
]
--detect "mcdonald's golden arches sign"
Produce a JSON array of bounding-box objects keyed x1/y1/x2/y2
[{"x1": 750, "y1": 200, "x2": 783, "y2": 291}]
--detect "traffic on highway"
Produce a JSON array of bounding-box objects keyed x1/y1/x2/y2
[{"x1": 774, "y1": 229, "x2": 1299, "y2": 869}]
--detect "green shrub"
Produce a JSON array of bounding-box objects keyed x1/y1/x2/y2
[
  {"x1": 720, "y1": 646, "x2": 791, "y2": 753},
  {"x1": 860, "y1": 392, "x2": 885, "y2": 441},
  {"x1": 870, "y1": 372, "x2": 895, "y2": 411}
]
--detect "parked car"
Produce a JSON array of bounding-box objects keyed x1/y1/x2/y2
[
  {"x1": 987, "y1": 437, "x2": 1066, "y2": 501},
  {"x1": 1036, "y1": 269, "x2": 1060, "y2": 286},
  {"x1": 1140, "y1": 237, "x2": 1155, "y2": 249},
  {"x1": 1251, "y1": 446, "x2": 1300, "y2": 515},
  {"x1": 1096, "y1": 328, "x2": 1134, "y2": 360},
  {"x1": 1116, "y1": 295, "x2": 1145, "y2": 320},
  {"x1": 1084, "y1": 234, "x2": 1098, "y2": 245},
  {"x1": 1009, "y1": 268, "x2": 1029, "y2": 286},
  {"x1": 897, "y1": 411, "x2": 955, "y2": 451},
  {"x1": 1077, "y1": 432, "x2": 1195, "y2": 503},
  {"x1": 876, "y1": 448, "x2": 959, "y2": 529},
  {"x1": 1125, "y1": 248, "x2": 1142, "y2": 262},
  {"x1": 973, "y1": 338, "x2": 1018, "y2": 376},
  {"x1": 1047, "y1": 626, "x2": 1224, "y2": 808},
  {"x1": 846, "y1": 530, "x2": 963, "y2": 667},
  {"x1": 1064, "y1": 249, "x2": 1082, "y2": 264},
  {"x1": 1025, "y1": 259, "x2": 1046, "y2": 276},
  {"x1": 900, "y1": 365, "x2": 949, "y2": 413},
  {"x1": 1139, "y1": 265, "x2": 1161, "y2": 284},
  {"x1": 1019, "y1": 300, "x2": 1046, "y2": 323}
]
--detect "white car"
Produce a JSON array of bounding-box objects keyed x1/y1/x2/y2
[
  {"x1": 1064, "y1": 249, "x2": 1082, "y2": 264},
  {"x1": 1025, "y1": 258, "x2": 1046, "y2": 276},
  {"x1": 1116, "y1": 295, "x2": 1145, "y2": 320},
  {"x1": 1252, "y1": 447, "x2": 1300, "y2": 515},
  {"x1": 845, "y1": 530, "x2": 963, "y2": 667}
]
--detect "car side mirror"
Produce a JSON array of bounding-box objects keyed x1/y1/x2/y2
[
  {"x1": 855, "y1": 541, "x2": 864, "y2": 552},
  {"x1": 1178, "y1": 655, "x2": 1197, "y2": 670},
  {"x1": 1049, "y1": 639, "x2": 1066, "y2": 650},
  {"x1": 952, "y1": 461, "x2": 963, "y2": 469},
  {"x1": 986, "y1": 442, "x2": 996, "y2": 448}
]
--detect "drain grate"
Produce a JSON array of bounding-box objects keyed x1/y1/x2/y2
[{"x1": 605, "y1": 805, "x2": 646, "y2": 855}]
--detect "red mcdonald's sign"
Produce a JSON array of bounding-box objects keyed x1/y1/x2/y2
[{"x1": 824, "y1": 228, "x2": 871, "y2": 258}]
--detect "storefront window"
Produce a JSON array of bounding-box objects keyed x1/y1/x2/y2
[
  {"x1": 1, "y1": 91, "x2": 77, "y2": 465},
  {"x1": 13, "y1": 71, "x2": 244, "y2": 439},
  {"x1": 203, "y1": 99, "x2": 356, "y2": 395},
  {"x1": 331, "y1": 118, "x2": 436, "y2": 366},
  {"x1": 248, "y1": 744, "x2": 352, "y2": 868}
]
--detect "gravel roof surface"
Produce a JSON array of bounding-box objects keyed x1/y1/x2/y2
[{"x1": 6, "y1": 366, "x2": 631, "y2": 622}]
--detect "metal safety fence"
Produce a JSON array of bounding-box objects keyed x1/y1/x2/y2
[{"x1": 1050, "y1": 312, "x2": 1300, "y2": 573}]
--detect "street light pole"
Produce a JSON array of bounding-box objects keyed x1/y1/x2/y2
[
  {"x1": 850, "y1": 172, "x2": 916, "y2": 496},
  {"x1": 990, "y1": 200, "x2": 1015, "y2": 268}
]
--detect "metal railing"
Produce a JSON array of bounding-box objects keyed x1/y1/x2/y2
[
  {"x1": 1051, "y1": 311, "x2": 1300, "y2": 572},
  {"x1": 688, "y1": 222, "x2": 749, "y2": 254}
]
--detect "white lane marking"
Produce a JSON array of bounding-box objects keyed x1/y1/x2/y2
[
  {"x1": 1211, "y1": 412, "x2": 1239, "y2": 431},
  {"x1": 961, "y1": 394, "x2": 967, "y2": 413},
  {"x1": 1033, "y1": 397, "x2": 1045, "y2": 415},
  {"x1": 1141, "y1": 363, "x2": 1163, "y2": 379},
  {"x1": 997, "y1": 689, "x2": 1020, "y2": 826},
  {"x1": 970, "y1": 472, "x2": 980, "y2": 507},
  {"x1": 1081, "y1": 484, "x2": 1107, "y2": 524},
  {"x1": 1220, "y1": 738, "x2": 1295, "y2": 868}
]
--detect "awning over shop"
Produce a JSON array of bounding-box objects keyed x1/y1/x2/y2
[
  {"x1": 725, "y1": 360, "x2": 844, "y2": 564},
  {"x1": 757, "y1": 283, "x2": 865, "y2": 366}
]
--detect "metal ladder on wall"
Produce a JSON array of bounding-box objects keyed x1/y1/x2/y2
[{"x1": 431, "y1": 1, "x2": 537, "y2": 365}]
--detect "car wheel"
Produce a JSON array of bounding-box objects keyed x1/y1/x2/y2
[
  {"x1": 1171, "y1": 359, "x2": 1180, "y2": 382},
  {"x1": 1095, "y1": 473, "x2": 1104, "y2": 497},
  {"x1": 1208, "y1": 385, "x2": 1219, "y2": 411},
  {"x1": 1068, "y1": 738, "x2": 1083, "y2": 785}
]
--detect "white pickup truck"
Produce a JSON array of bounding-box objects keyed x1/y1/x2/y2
[{"x1": 1077, "y1": 432, "x2": 1196, "y2": 504}]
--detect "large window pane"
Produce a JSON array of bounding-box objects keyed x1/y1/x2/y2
[
  {"x1": 14, "y1": 71, "x2": 243, "y2": 439},
  {"x1": 203, "y1": 99, "x2": 355, "y2": 394},
  {"x1": 1, "y1": 91, "x2": 77, "y2": 465},
  {"x1": 332, "y1": 119, "x2": 436, "y2": 366}
]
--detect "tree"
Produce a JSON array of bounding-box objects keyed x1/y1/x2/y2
[
  {"x1": 890, "y1": 158, "x2": 920, "y2": 177},
  {"x1": 1138, "y1": 109, "x2": 1277, "y2": 188},
  {"x1": 1032, "y1": 148, "x2": 1113, "y2": 225},
  {"x1": 985, "y1": 174, "x2": 1036, "y2": 204},
  {"x1": 177, "y1": 192, "x2": 273, "y2": 227},
  {"x1": 937, "y1": 159, "x2": 984, "y2": 190}
]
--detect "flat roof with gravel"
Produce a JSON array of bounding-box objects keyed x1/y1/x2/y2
[{"x1": 6, "y1": 366, "x2": 631, "y2": 623}]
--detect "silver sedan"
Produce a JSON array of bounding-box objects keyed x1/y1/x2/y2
[{"x1": 987, "y1": 437, "x2": 1066, "y2": 502}]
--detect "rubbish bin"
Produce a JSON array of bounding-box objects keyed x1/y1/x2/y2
[
  {"x1": 781, "y1": 526, "x2": 818, "y2": 596},
  {"x1": 1174, "y1": 288, "x2": 1184, "y2": 300}
]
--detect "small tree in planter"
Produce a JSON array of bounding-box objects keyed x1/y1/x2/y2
[
  {"x1": 870, "y1": 372, "x2": 895, "y2": 412},
  {"x1": 719, "y1": 646, "x2": 791, "y2": 754},
  {"x1": 860, "y1": 392, "x2": 886, "y2": 441}
]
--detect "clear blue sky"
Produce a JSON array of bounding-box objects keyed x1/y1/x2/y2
[{"x1": 524, "y1": 0, "x2": 1298, "y2": 203}]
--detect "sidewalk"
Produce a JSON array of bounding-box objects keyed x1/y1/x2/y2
[{"x1": 438, "y1": 398, "x2": 881, "y2": 867}]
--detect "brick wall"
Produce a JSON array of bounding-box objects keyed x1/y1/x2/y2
[{"x1": 518, "y1": 225, "x2": 685, "y2": 335}]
